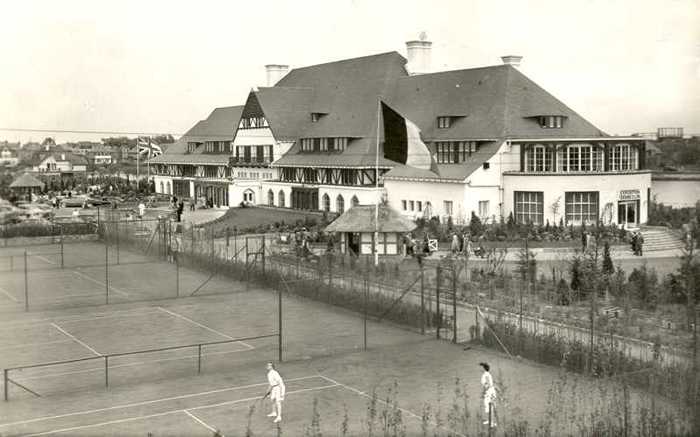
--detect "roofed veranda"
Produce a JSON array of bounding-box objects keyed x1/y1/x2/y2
[{"x1": 150, "y1": 38, "x2": 650, "y2": 230}]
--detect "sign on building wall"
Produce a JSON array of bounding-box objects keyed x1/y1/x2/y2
[{"x1": 619, "y1": 189, "x2": 640, "y2": 200}]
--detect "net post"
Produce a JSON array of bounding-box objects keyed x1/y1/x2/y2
[
  {"x1": 436, "y1": 265, "x2": 441, "y2": 340},
  {"x1": 420, "y1": 265, "x2": 425, "y2": 335},
  {"x1": 233, "y1": 228, "x2": 238, "y2": 263},
  {"x1": 226, "y1": 227, "x2": 230, "y2": 248},
  {"x1": 104, "y1": 356, "x2": 109, "y2": 387},
  {"x1": 197, "y1": 344, "x2": 202, "y2": 374},
  {"x1": 278, "y1": 281, "x2": 283, "y2": 362},
  {"x1": 190, "y1": 225, "x2": 194, "y2": 257},
  {"x1": 453, "y1": 266, "x2": 457, "y2": 344},
  {"x1": 9, "y1": 254, "x2": 13, "y2": 272},
  {"x1": 328, "y1": 253, "x2": 332, "y2": 287},
  {"x1": 4, "y1": 368, "x2": 8, "y2": 401},
  {"x1": 24, "y1": 250, "x2": 28, "y2": 312}
]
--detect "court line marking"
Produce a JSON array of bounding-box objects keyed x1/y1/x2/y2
[
  {"x1": 0, "y1": 308, "x2": 162, "y2": 329},
  {"x1": 318, "y1": 374, "x2": 467, "y2": 437},
  {"x1": 156, "y1": 306, "x2": 255, "y2": 350},
  {"x1": 0, "y1": 339, "x2": 73, "y2": 350},
  {"x1": 183, "y1": 410, "x2": 218, "y2": 434},
  {"x1": 50, "y1": 323, "x2": 101, "y2": 356},
  {"x1": 0, "y1": 284, "x2": 18, "y2": 302},
  {"x1": 0, "y1": 375, "x2": 324, "y2": 429},
  {"x1": 34, "y1": 255, "x2": 57, "y2": 266},
  {"x1": 16, "y1": 345, "x2": 254, "y2": 381},
  {"x1": 72, "y1": 270, "x2": 130, "y2": 297},
  {"x1": 20, "y1": 384, "x2": 339, "y2": 437}
]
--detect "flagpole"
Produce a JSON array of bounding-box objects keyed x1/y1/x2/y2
[
  {"x1": 136, "y1": 136, "x2": 140, "y2": 192},
  {"x1": 147, "y1": 137, "x2": 151, "y2": 194},
  {"x1": 374, "y1": 98, "x2": 380, "y2": 267}
]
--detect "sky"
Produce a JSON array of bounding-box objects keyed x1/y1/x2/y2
[{"x1": 0, "y1": 0, "x2": 698, "y2": 144}]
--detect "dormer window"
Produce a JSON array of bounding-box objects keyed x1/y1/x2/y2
[
  {"x1": 538, "y1": 116, "x2": 564, "y2": 129},
  {"x1": 239, "y1": 116, "x2": 268, "y2": 129},
  {"x1": 437, "y1": 117, "x2": 451, "y2": 129},
  {"x1": 187, "y1": 142, "x2": 199, "y2": 153}
]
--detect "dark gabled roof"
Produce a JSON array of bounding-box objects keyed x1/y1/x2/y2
[
  {"x1": 253, "y1": 87, "x2": 314, "y2": 141},
  {"x1": 324, "y1": 204, "x2": 416, "y2": 233},
  {"x1": 184, "y1": 106, "x2": 242, "y2": 142},
  {"x1": 10, "y1": 173, "x2": 44, "y2": 188},
  {"x1": 150, "y1": 105, "x2": 243, "y2": 164},
  {"x1": 383, "y1": 141, "x2": 501, "y2": 181},
  {"x1": 388, "y1": 65, "x2": 605, "y2": 141},
  {"x1": 268, "y1": 52, "x2": 408, "y2": 167}
]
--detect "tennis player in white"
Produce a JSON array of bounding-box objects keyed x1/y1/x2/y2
[
  {"x1": 266, "y1": 362, "x2": 285, "y2": 423},
  {"x1": 480, "y1": 362, "x2": 497, "y2": 427}
]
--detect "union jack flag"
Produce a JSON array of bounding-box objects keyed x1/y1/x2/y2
[{"x1": 137, "y1": 137, "x2": 163, "y2": 158}]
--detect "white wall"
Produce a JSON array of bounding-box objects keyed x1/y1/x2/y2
[
  {"x1": 385, "y1": 179, "x2": 466, "y2": 223},
  {"x1": 319, "y1": 186, "x2": 382, "y2": 213},
  {"x1": 503, "y1": 172, "x2": 652, "y2": 225},
  {"x1": 153, "y1": 175, "x2": 173, "y2": 194},
  {"x1": 652, "y1": 179, "x2": 700, "y2": 208}
]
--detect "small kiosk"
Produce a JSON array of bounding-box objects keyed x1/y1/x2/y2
[
  {"x1": 9, "y1": 173, "x2": 45, "y2": 201},
  {"x1": 324, "y1": 204, "x2": 416, "y2": 256}
]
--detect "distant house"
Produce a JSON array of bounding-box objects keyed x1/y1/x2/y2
[
  {"x1": 0, "y1": 148, "x2": 19, "y2": 167},
  {"x1": 31, "y1": 152, "x2": 88, "y2": 176},
  {"x1": 86, "y1": 147, "x2": 120, "y2": 166}
]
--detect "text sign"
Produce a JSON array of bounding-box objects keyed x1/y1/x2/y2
[{"x1": 619, "y1": 189, "x2": 640, "y2": 201}]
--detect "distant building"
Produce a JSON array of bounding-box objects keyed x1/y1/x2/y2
[
  {"x1": 0, "y1": 148, "x2": 19, "y2": 167},
  {"x1": 657, "y1": 127, "x2": 683, "y2": 139},
  {"x1": 31, "y1": 152, "x2": 88, "y2": 176}
]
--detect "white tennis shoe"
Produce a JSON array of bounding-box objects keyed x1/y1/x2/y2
[
  {"x1": 267, "y1": 412, "x2": 277, "y2": 417},
  {"x1": 274, "y1": 416, "x2": 282, "y2": 423}
]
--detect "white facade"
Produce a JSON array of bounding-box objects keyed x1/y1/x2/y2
[
  {"x1": 153, "y1": 175, "x2": 174, "y2": 195},
  {"x1": 260, "y1": 180, "x2": 384, "y2": 213},
  {"x1": 503, "y1": 171, "x2": 652, "y2": 227}
]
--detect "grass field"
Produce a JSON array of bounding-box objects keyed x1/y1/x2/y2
[
  {"x1": 0, "y1": 241, "x2": 689, "y2": 436},
  {"x1": 201, "y1": 206, "x2": 327, "y2": 235}
]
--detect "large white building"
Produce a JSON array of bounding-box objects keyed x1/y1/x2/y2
[{"x1": 150, "y1": 39, "x2": 651, "y2": 229}]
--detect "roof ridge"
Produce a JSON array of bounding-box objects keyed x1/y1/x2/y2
[
  {"x1": 286, "y1": 51, "x2": 405, "y2": 73},
  {"x1": 397, "y1": 64, "x2": 509, "y2": 80}
]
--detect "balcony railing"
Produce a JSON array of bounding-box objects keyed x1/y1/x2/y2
[{"x1": 229, "y1": 156, "x2": 272, "y2": 166}]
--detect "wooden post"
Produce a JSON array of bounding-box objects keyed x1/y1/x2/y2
[
  {"x1": 452, "y1": 267, "x2": 457, "y2": 344},
  {"x1": 60, "y1": 224, "x2": 64, "y2": 269},
  {"x1": 104, "y1": 356, "x2": 109, "y2": 387},
  {"x1": 420, "y1": 266, "x2": 425, "y2": 335},
  {"x1": 363, "y1": 272, "x2": 368, "y2": 351},
  {"x1": 197, "y1": 344, "x2": 202, "y2": 374},
  {"x1": 278, "y1": 282, "x2": 283, "y2": 362},
  {"x1": 261, "y1": 235, "x2": 266, "y2": 276},
  {"x1": 105, "y1": 239, "x2": 109, "y2": 305}
]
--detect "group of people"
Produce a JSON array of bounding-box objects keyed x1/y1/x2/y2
[
  {"x1": 170, "y1": 196, "x2": 185, "y2": 222},
  {"x1": 631, "y1": 230, "x2": 645, "y2": 256}
]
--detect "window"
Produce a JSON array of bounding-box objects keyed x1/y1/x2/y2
[
  {"x1": 417, "y1": 201, "x2": 422, "y2": 212},
  {"x1": 278, "y1": 190, "x2": 285, "y2": 208},
  {"x1": 351, "y1": 195, "x2": 359, "y2": 207},
  {"x1": 609, "y1": 144, "x2": 638, "y2": 171},
  {"x1": 159, "y1": 181, "x2": 164, "y2": 193},
  {"x1": 565, "y1": 192, "x2": 599, "y2": 225},
  {"x1": 479, "y1": 200, "x2": 490, "y2": 218},
  {"x1": 437, "y1": 117, "x2": 451, "y2": 129},
  {"x1": 514, "y1": 192, "x2": 544, "y2": 225},
  {"x1": 435, "y1": 141, "x2": 477, "y2": 164},
  {"x1": 525, "y1": 145, "x2": 554, "y2": 172},
  {"x1": 187, "y1": 143, "x2": 199, "y2": 153},
  {"x1": 323, "y1": 194, "x2": 331, "y2": 212},
  {"x1": 311, "y1": 113, "x2": 319, "y2": 123},
  {"x1": 444, "y1": 201, "x2": 453, "y2": 216},
  {"x1": 267, "y1": 189, "x2": 274, "y2": 206},
  {"x1": 538, "y1": 116, "x2": 564, "y2": 129},
  {"x1": 558, "y1": 144, "x2": 603, "y2": 172},
  {"x1": 300, "y1": 137, "x2": 347, "y2": 152},
  {"x1": 238, "y1": 116, "x2": 268, "y2": 129},
  {"x1": 409, "y1": 200, "x2": 415, "y2": 211},
  {"x1": 336, "y1": 195, "x2": 345, "y2": 214},
  {"x1": 402, "y1": 200, "x2": 407, "y2": 211}
]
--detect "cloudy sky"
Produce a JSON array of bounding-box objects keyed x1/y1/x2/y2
[{"x1": 1, "y1": 0, "x2": 698, "y2": 143}]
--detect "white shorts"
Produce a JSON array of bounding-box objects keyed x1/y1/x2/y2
[
  {"x1": 484, "y1": 388, "x2": 497, "y2": 407},
  {"x1": 270, "y1": 386, "x2": 285, "y2": 401}
]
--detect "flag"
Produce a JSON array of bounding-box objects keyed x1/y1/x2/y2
[{"x1": 137, "y1": 137, "x2": 163, "y2": 158}]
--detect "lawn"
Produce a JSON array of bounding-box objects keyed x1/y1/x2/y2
[{"x1": 199, "y1": 206, "x2": 329, "y2": 235}]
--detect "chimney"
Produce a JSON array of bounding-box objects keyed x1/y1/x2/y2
[
  {"x1": 501, "y1": 55, "x2": 523, "y2": 67},
  {"x1": 265, "y1": 64, "x2": 289, "y2": 87},
  {"x1": 405, "y1": 33, "x2": 432, "y2": 75}
]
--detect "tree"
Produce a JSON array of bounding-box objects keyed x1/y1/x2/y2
[
  {"x1": 569, "y1": 255, "x2": 583, "y2": 299},
  {"x1": 469, "y1": 211, "x2": 483, "y2": 237},
  {"x1": 627, "y1": 264, "x2": 659, "y2": 310},
  {"x1": 556, "y1": 278, "x2": 570, "y2": 305},
  {"x1": 550, "y1": 196, "x2": 561, "y2": 225},
  {"x1": 602, "y1": 241, "x2": 614, "y2": 275}
]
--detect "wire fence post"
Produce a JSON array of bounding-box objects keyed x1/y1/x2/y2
[
  {"x1": 262, "y1": 235, "x2": 266, "y2": 276},
  {"x1": 24, "y1": 250, "x2": 28, "y2": 312},
  {"x1": 175, "y1": 252, "x2": 179, "y2": 298},
  {"x1": 197, "y1": 344, "x2": 202, "y2": 374},
  {"x1": 116, "y1": 220, "x2": 120, "y2": 265},
  {"x1": 278, "y1": 281, "x2": 283, "y2": 362},
  {"x1": 60, "y1": 224, "x2": 64, "y2": 269},
  {"x1": 9, "y1": 254, "x2": 13, "y2": 272},
  {"x1": 453, "y1": 267, "x2": 458, "y2": 344},
  {"x1": 105, "y1": 238, "x2": 109, "y2": 305},
  {"x1": 234, "y1": 228, "x2": 238, "y2": 263},
  {"x1": 420, "y1": 265, "x2": 425, "y2": 335},
  {"x1": 4, "y1": 368, "x2": 8, "y2": 401},
  {"x1": 104, "y1": 356, "x2": 109, "y2": 387},
  {"x1": 328, "y1": 253, "x2": 332, "y2": 287},
  {"x1": 436, "y1": 265, "x2": 441, "y2": 340},
  {"x1": 363, "y1": 271, "x2": 368, "y2": 351}
]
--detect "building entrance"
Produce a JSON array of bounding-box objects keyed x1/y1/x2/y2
[{"x1": 618, "y1": 200, "x2": 639, "y2": 229}]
